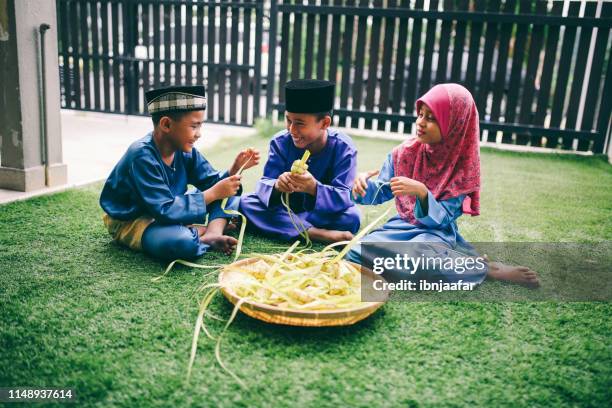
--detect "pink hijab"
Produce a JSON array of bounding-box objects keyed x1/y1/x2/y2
[{"x1": 391, "y1": 83, "x2": 481, "y2": 224}]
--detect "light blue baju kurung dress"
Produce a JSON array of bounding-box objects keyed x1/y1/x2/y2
[{"x1": 345, "y1": 153, "x2": 487, "y2": 285}]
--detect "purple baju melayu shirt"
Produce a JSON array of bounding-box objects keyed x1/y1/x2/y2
[{"x1": 239, "y1": 128, "x2": 361, "y2": 240}]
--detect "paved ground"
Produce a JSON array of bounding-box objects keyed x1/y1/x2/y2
[{"x1": 0, "y1": 110, "x2": 256, "y2": 204}]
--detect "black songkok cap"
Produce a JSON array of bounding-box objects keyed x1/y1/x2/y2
[
  {"x1": 145, "y1": 85, "x2": 207, "y2": 115},
  {"x1": 285, "y1": 79, "x2": 335, "y2": 113}
]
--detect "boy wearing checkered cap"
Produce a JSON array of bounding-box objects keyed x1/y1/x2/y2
[{"x1": 100, "y1": 85, "x2": 260, "y2": 260}]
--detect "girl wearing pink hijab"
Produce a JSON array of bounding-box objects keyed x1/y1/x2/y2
[{"x1": 347, "y1": 83, "x2": 539, "y2": 287}]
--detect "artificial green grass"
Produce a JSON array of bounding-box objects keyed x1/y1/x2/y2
[{"x1": 1, "y1": 128, "x2": 611, "y2": 407}]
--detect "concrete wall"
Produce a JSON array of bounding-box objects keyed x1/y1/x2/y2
[{"x1": 0, "y1": 0, "x2": 66, "y2": 191}]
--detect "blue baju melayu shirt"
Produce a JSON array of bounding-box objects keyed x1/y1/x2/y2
[{"x1": 100, "y1": 133, "x2": 231, "y2": 225}]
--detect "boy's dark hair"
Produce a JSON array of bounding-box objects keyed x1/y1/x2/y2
[
  {"x1": 151, "y1": 110, "x2": 191, "y2": 126},
  {"x1": 315, "y1": 110, "x2": 333, "y2": 121}
]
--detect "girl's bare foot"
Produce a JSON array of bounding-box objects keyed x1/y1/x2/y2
[
  {"x1": 307, "y1": 227, "x2": 354, "y2": 244},
  {"x1": 201, "y1": 234, "x2": 238, "y2": 255},
  {"x1": 487, "y1": 261, "x2": 540, "y2": 288}
]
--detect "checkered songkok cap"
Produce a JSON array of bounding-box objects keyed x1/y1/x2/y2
[{"x1": 145, "y1": 85, "x2": 207, "y2": 115}]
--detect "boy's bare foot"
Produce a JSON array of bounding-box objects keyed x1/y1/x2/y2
[
  {"x1": 307, "y1": 227, "x2": 354, "y2": 244},
  {"x1": 224, "y1": 217, "x2": 241, "y2": 234},
  {"x1": 195, "y1": 225, "x2": 207, "y2": 237},
  {"x1": 188, "y1": 225, "x2": 208, "y2": 237},
  {"x1": 190, "y1": 219, "x2": 238, "y2": 237},
  {"x1": 224, "y1": 223, "x2": 237, "y2": 234},
  {"x1": 201, "y1": 234, "x2": 238, "y2": 255},
  {"x1": 487, "y1": 261, "x2": 540, "y2": 288}
]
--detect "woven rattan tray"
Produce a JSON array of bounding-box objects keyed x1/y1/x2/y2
[{"x1": 219, "y1": 257, "x2": 388, "y2": 327}]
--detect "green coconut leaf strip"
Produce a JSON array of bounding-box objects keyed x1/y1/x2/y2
[
  {"x1": 198, "y1": 287, "x2": 221, "y2": 341},
  {"x1": 266, "y1": 240, "x2": 300, "y2": 277},
  {"x1": 368, "y1": 181, "x2": 390, "y2": 205},
  {"x1": 281, "y1": 150, "x2": 313, "y2": 247},
  {"x1": 187, "y1": 286, "x2": 220, "y2": 382},
  {"x1": 298, "y1": 150, "x2": 311, "y2": 167},
  {"x1": 219, "y1": 155, "x2": 253, "y2": 262},
  {"x1": 281, "y1": 192, "x2": 311, "y2": 247},
  {"x1": 152, "y1": 259, "x2": 220, "y2": 282},
  {"x1": 321, "y1": 240, "x2": 352, "y2": 253},
  {"x1": 214, "y1": 297, "x2": 248, "y2": 388},
  {"x1": 220, "y1": 204, "x2": 247, "y2": 262},
  {"x1": 332, "y1": 207, "x2": 391, "y2": 262},
  {"x1": 196, "y1": 281, "x2": 225, "y2": 294},
  {"x1": 363, "y1": 181, "x2": 391, "y2": 225}
]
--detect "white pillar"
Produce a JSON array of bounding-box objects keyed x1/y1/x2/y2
[{"x1": 0, "y1": 0, "x2": 67, "y2": 191}]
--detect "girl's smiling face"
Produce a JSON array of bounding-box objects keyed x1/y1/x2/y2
[{"x1": 415, "y1": 103, "x2": 442, "y2": 144}]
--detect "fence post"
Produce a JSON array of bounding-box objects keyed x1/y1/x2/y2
[
  {"x1": 254, "y1": 1, "x2": 263, "y2": 119},
  {"x1": 594, "y1": 44, "x2": 612, "y2": 154},
  {"x1": 576, "y1": 0, "x2": 602, "y2": 136},
  {"x1": 124, "y1": 0, "x2": 139, "y2": 115},
  {"x1": 606, "y1": 116, "x2": 612, "y2": 163},
  {"x1": 265, "y1": 0, "x2": 278, "y2": 117}
]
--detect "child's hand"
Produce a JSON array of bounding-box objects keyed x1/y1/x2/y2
[
  {"x1": 352, "y1": 170, "x2": 379, "y2": 199},
  {"x1": 275, "y1": 172, "x2": 297, "y2": 193},
  {"x1": 208, "y1": 175, "x2": 242, "y2": 202},
  {"x1": 288, "y1": 171, "x2": 317, "y2": 196},
  {"x1": 390, "y1": 176, "x2": 427, "y2": 200},
  {"x1": 230, "y1": 148, "x2": 260, "y2": 175}
]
